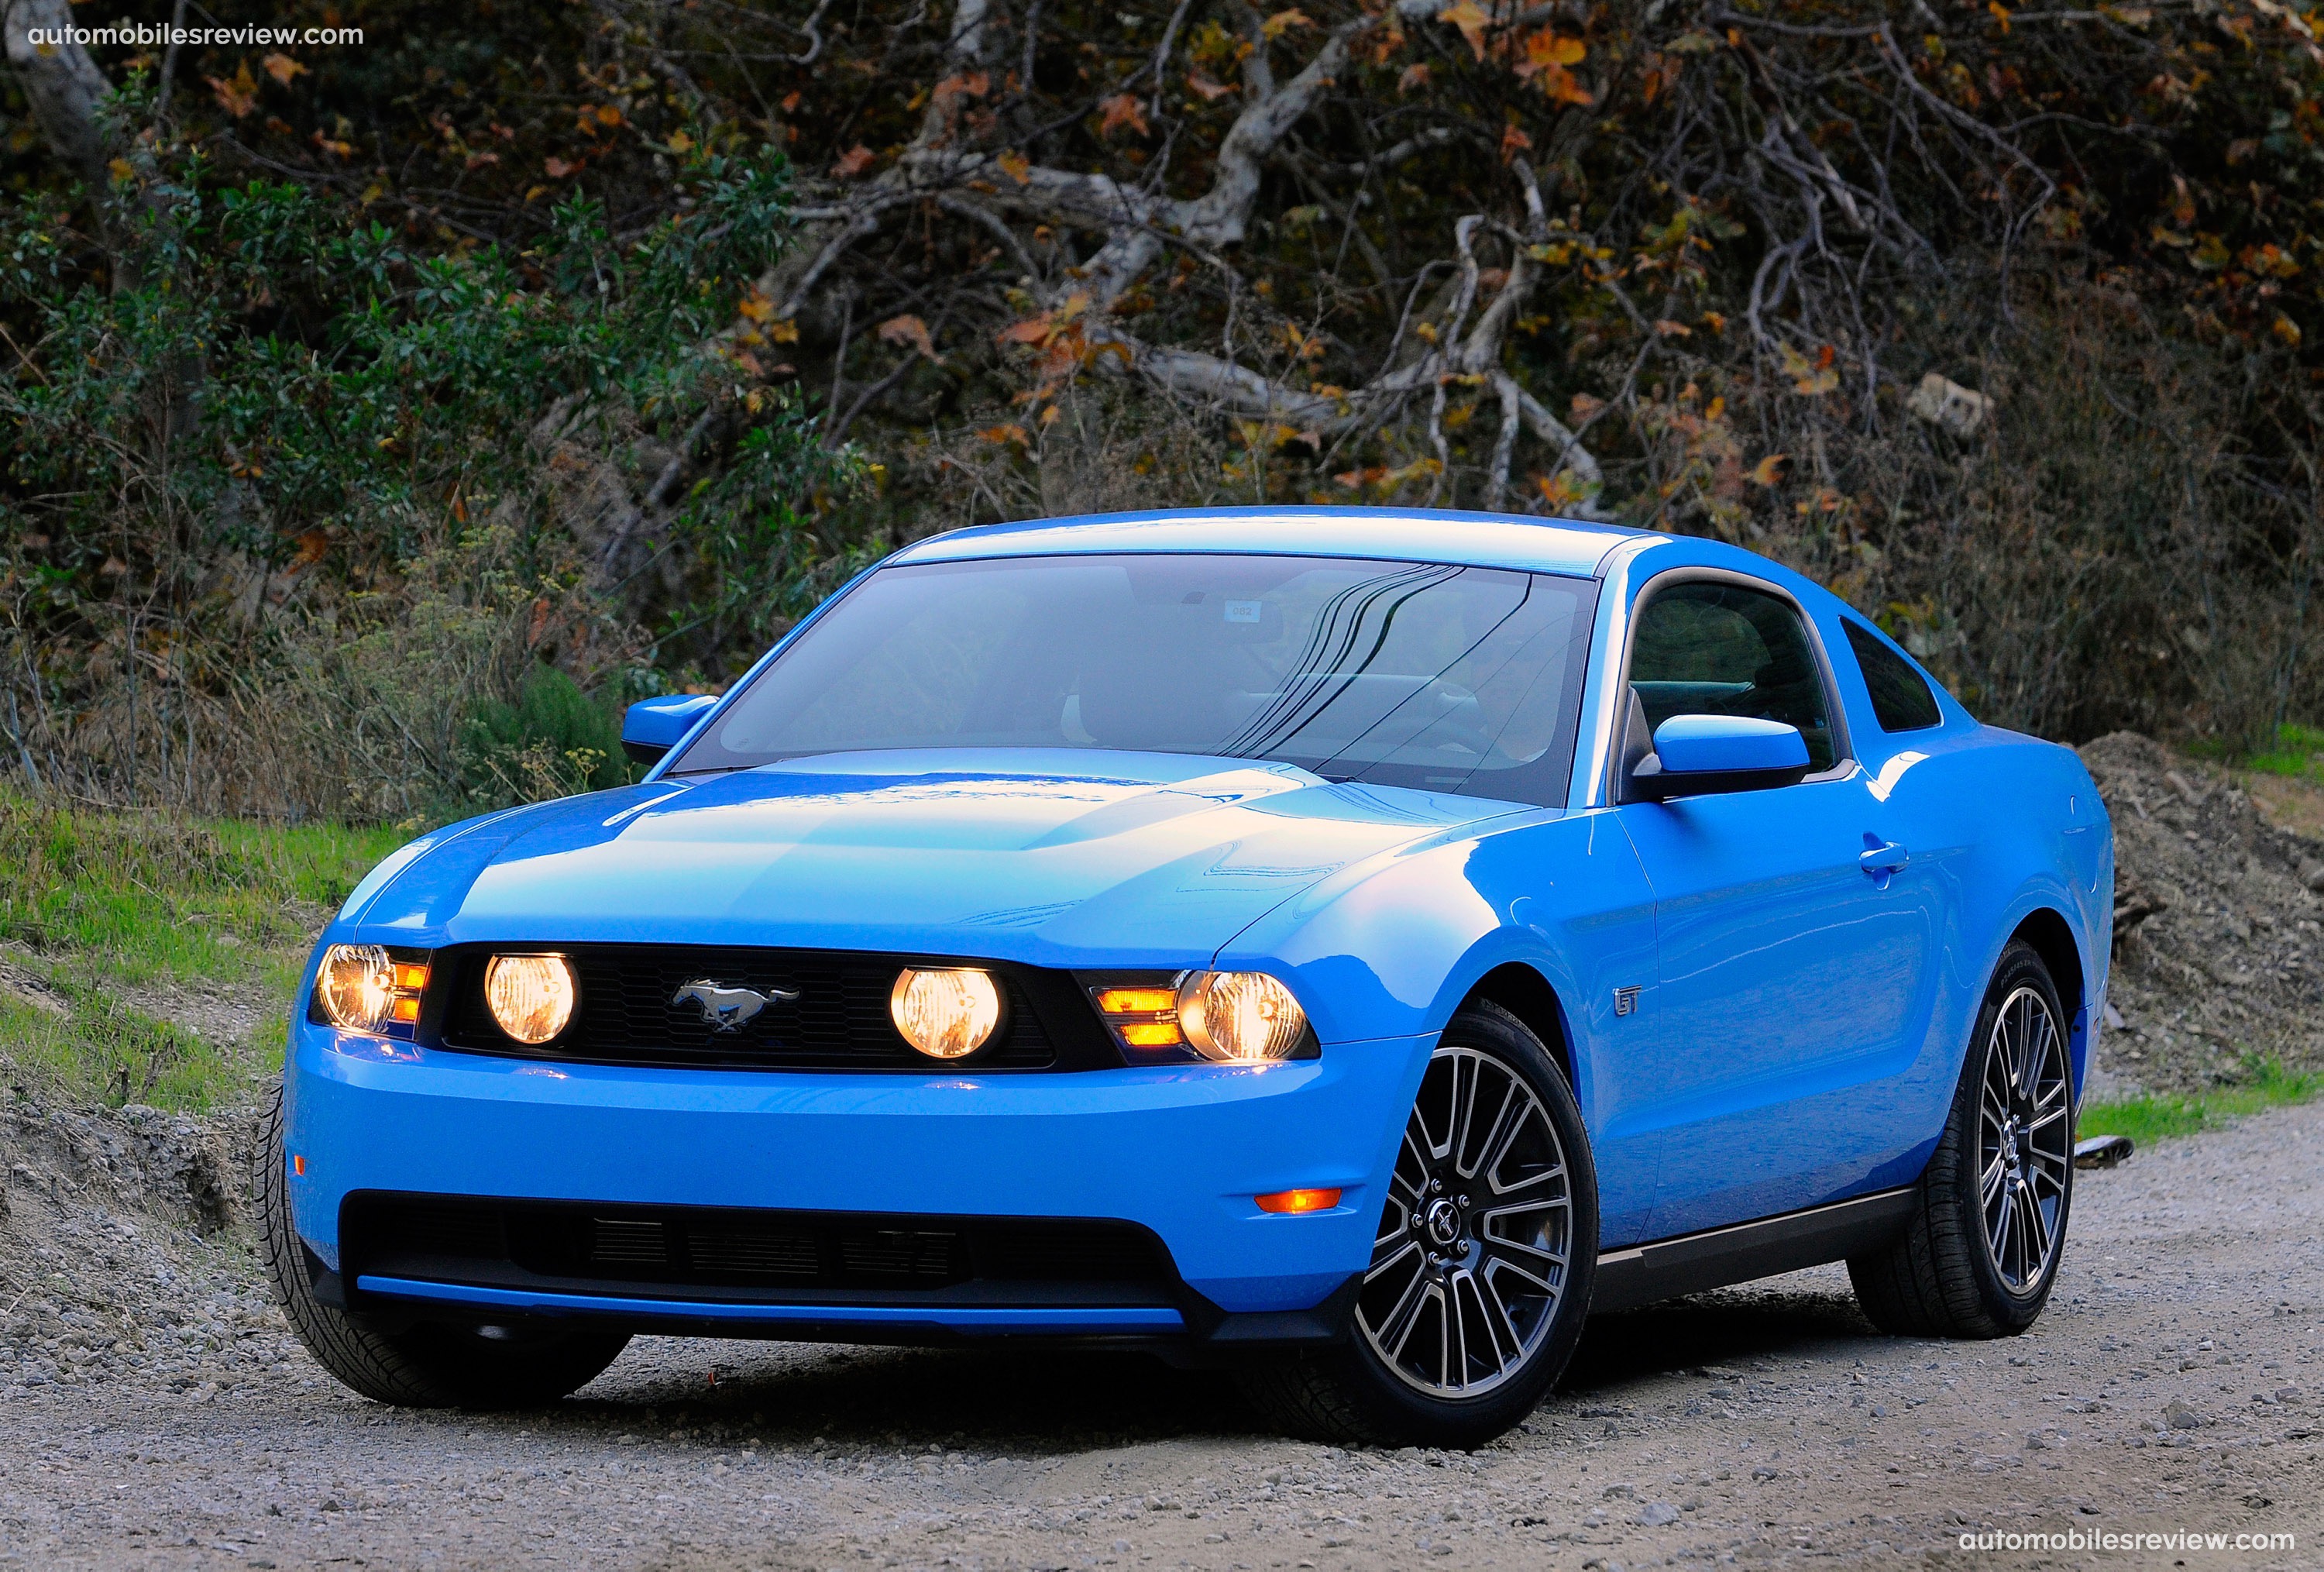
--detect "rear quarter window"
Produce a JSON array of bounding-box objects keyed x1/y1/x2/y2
[{"x1": 1843, "y1": 619, "x2": 1943, "y2": 733}]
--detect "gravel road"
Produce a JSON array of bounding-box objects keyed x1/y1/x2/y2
[{"x1": 3, "y1": 1098, "x2": 2322, "y2": 1571}]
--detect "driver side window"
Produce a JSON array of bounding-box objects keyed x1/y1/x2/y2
[{"x1": 1628, "y1": 580, "x2": 1837, "y2": 772}]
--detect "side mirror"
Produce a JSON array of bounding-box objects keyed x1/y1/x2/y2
[
  {"x1": 1627, "y1": 714, "x2": 1810, "y2": 802},
  {"x1": 621, "y1": 693, "x2": 719, "y2": 767}
]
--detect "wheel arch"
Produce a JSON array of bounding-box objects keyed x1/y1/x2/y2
[
  {"x1": 2009, "y1": 904, "x2": 2089, "y2": 1097},
  {"x1": 1459, "y1": 961, "x2": 1576, "y2": 1089}
]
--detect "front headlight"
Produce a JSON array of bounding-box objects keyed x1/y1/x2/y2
[
  {"x1": 890, "y1": 967, "x2": 1001, "y2": 1059},
  {"x1": 1177, "y1": 971, "x2": 1308, "y2": 1063},
  {"x1": 484, "y1": 954, "x2": 578, "y2": 1044},
  {"x1": 315, "y1": 944, "x2": 428, "y2": 1034}
]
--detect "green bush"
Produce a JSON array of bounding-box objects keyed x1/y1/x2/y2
[
  {"x1": 459, "y1": 663, "x2": 632, "y2": 806},
  {"x1": 0, "y1": 109, "x2": 860, "y2": 822}
]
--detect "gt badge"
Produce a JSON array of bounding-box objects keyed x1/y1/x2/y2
[
  {"x1": 1613, "y1": 985, "x2": 1642, "y2": 1018},
  {"x1": 672, "y1": 979, "x2": 799, "y2": 1032}
]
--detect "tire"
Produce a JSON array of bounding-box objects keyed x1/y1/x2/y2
[
  {"x1": 257, "y1": 1087, "x2": 630, "y2": 1407},
  {"x1": 1848, "y1": 940, "x2": 2075, "y2": 1338},
  {"x1": 1240, "y1": 999, "x2": 1598, "y2": 1447}
]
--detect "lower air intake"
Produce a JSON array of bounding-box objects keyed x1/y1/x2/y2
[{"x1": 340, "y1": 1192, "x2": 1179, "y2": 1307}]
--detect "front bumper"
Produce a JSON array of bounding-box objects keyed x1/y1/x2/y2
[{"x1": 284, "y1": 1020, "x2": 1430, "y2": 1338}]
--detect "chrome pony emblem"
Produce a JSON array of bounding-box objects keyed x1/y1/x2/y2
[{"x1": 672, "y1": 979, "x2": 798, "y2": 1032}]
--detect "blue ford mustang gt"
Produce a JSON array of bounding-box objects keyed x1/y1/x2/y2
[{"x1": 263, "y1": 507, "x2": 2113, "y2": 1446}]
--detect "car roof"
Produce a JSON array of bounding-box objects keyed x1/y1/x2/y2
[{"x1": 889, "y1": 506, "x2": 1649, "y2": 579}]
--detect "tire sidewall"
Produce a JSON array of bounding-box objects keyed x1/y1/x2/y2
[
  {"x1": 1948, "y1": 941, "x2": 2075, "y2": 1329},
  {"x1": 1337, "y1": 1000, "x2": 1600, "y2": 1446}
]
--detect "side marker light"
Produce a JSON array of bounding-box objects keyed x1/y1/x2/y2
[
  {"x1": 291, "y1": 1154, "x2": 307, "y2": 1177},
  {"x1": 1256, "y1": 1188, "x2": 1341, "y2": 1214}
]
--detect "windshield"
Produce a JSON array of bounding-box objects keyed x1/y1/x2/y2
[{"x1": 669, "y1": 552, "x2": 1595, "y2": 804}]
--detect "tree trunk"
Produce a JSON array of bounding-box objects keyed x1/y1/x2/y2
[{"x1": 3, "y1": 0, "x2": 113, "y2": 190}]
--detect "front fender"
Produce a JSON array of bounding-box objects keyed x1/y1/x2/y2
[{"x1": 1215, "y1": 809, "x2": 1664, "y2": 1243}]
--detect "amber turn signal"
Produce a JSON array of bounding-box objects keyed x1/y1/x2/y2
[{"x1": 1255, "y1": 1188, "x2": 1342, "y2": 1215}]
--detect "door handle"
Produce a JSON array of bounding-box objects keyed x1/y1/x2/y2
[{"x1": 1859, "y1": 839, "x2": 1910, "y2": 876}]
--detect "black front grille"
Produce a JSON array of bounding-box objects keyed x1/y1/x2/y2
[
  {"x1": 341, "y1": 1192, "x2": 1179, "y2": 1306},
  {"x1": 429, "y1": 944, "x2": 1118, "y2": 1072}
]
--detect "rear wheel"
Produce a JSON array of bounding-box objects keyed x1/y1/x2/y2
[
  {"x1": 1848, "y1": 940, "x2": 2075, "y2": 1337},
  {"x1": 257, "y1": 1088, "x2": 630, "y2": 1407},
  {"x1": 1240, "y1": 999, "x2": 1597, "y2": 1446}
]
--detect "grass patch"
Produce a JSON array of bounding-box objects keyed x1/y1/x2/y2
[
  {"x1": 2081, "y1": 1055, "x2": 2324, "y2": 1145},
  {"x1": 0, "y1": 792, "x2": 406, "y2": 1112},
  {"x1": 2199, "y1": 721, "x2": 2324, "y2": 779}
]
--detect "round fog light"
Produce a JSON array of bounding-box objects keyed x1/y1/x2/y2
[
  {"x1": 890, "y1": 967, "x2": 1001, "y2": 1059},
  {"x1": 484, "y1": 954, "x2": 578, "y2": 1044}
]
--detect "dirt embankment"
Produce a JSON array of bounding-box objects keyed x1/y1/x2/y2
[
  {"x1": 0, "y1": 1096, "x2": 280, "y2": 1412},
  {"x1": 2078, "y1": 731, "x2": 2324, "y2": 1096}
]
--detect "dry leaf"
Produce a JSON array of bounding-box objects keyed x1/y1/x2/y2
[
  {"x1": 667, "y1": 129, "x2": 694, "y2": 153},
  {"x1": 1746, "y1": 454, "x2": 1787, "y2": 487},
  {"x1": 1397, "y1": 63, "x2": 1432, "y2": 94},
  {"x1": 208, "y1": 63, "x2": 260, "y2": 119},
  {"x1": 262, "y1": 53, "x2": 307, "y2": 87},
  {"x1": 1097, "y1": 94, "x2": 1150, "y2": 139},
  {"x1": 1516, "y1": 31, "x2": 1593, "y2": 105},
  {"x1": 1652, "y1": 318, "x2": 1692, "y2": 338},
  {"x1": 1779, "y1": 342, "x2": 1839, "y2": 396},
  {"x1": 1518, "y1": 32, "x2": 1586, "y2": 72},
  {"x1": 932, "y1": 71, "x2": 992, "y2": 113},
  {"x1": 878, "y1": 314, "x2": 944, "y2": 362},
  {"x1": 997, "y1": 149, "x2": 1032, "y2": 184},
  {"x1": 978, "y1": 424, "x2": 1033, "y2": 447},
  {"x1": 544, "y1": 156, "x2": 579, "y2": 177},
  {"x1": 1436, "y1": 2, "x2": 1492, "y2": 62},
  {"x1": 1260, "y1": 9, "x2": 1313, "y2": 40},
  {"x1": 1185, "y1": 72, "x2": 1236, "y2": 101},
  {"x1": 1498, "y1": 123, "x2": 1533, "y2": 164},
  {"x1": 832, "y1": 144, "x2": 877, "y2": 178}
]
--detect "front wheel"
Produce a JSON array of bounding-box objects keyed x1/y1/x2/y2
[
  {"x1": 257, "y1": 1087, "x2": 631, "y2": 1407},
  {"x1": 1848, "y1": 940, "x2": 2075, "y2": 1337},
  {"x1": 1240, "y1": 999, "x2": 1597, "y2": 1446}
]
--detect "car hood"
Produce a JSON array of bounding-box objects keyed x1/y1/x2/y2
[{"x1": 348, "y1": 749, "x2": 1525, "y2": 965}]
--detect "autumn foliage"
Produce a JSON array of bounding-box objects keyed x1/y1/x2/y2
[{"x1": 11, "y1": 0, "x2": 2324, "y2": 812}]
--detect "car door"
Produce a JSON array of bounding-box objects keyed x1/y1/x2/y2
[{"x1": 1613, "y1": 574, "x2": 1938, "y2": 1237}]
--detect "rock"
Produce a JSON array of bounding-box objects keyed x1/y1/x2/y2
[
  {"x1": 2164, "y1": 1402, "x2": 2204, "y2": 1430},
  {"x1": 1639, "y1": 1501, "x2": 1680, "y2": 1527},
  {"x1": 1906, "y1": 373, "x2": 1993, "y2": 437},
  {"x1": 2301, "y1": 858, "x2": 2324, "y2": 893}
]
